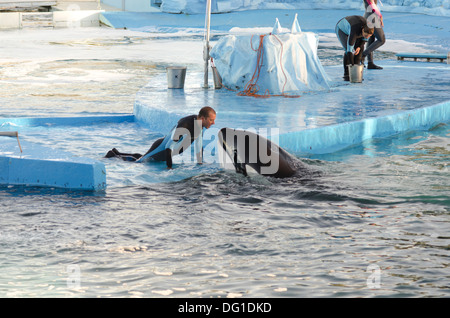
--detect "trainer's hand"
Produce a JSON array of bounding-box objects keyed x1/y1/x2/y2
[{"x1": 355, "y1": 47, "x2": 361, "y2": 56}]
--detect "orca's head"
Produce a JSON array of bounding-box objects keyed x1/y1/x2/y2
[{"x1": 218, "y1": 127, "x2": 298, "y2": 178}]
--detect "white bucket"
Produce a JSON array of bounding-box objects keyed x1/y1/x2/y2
[
  {"x1": 167, "y1": 66, "x2": 187, "y2": 89},
  {"x1": 348, "y1": 64, "x2": 364, "y2": 83}
]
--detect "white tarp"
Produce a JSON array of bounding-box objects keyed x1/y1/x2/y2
[{"x1": 210, "y1": 30, "x2": 331, "y2": 96}]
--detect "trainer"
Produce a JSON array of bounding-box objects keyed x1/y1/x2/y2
[
  {"x1": 335, "y1": 16, "x2": 374, "y2": 81},
  {"x1": 105, "y1": 106, "x2": 216, "y2": 168}
]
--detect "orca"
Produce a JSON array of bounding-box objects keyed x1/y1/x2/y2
[{"x1": 217, "y1": 127, "x2": 301, "y2": 178}]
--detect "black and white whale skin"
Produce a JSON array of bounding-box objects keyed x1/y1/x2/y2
[{"x1": 218, "y1": 127, "x2": 301, "y2": 178}]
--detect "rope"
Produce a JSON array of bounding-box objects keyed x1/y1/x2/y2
[{"x1": 237, "y1": 34, "x2": 270, "y2": 98}]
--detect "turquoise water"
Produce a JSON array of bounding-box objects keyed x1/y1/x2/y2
[{"x1": 0, "y1": 35, "x2": 449, "y2": 298}]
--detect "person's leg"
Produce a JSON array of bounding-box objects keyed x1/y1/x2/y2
[
  {"x1": 104, "y1": 136, "x2": 168, "y2": 162},
  {"x1": 336, "y1": 27, "x2": 348, "y2": 49},
  {"x1": 336, "y1": 28, "x2": 350, "y2": 80},
  {"x1": 140, "y1": 137, "x2": 167, "y2": 161},
  {"x1": 363, "y1": 27, "x2": 385, "y2": 69},
  {"x1": 104, "y1": 148, "x2": 142, "y2": 161},
  {"x1": 362, "y1": 34, "x2": 375, "y2": 65}
]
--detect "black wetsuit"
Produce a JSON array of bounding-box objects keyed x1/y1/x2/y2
[
  {"x1": 335, "y1": 16, "x2": 368, "y2": 76},
  {"x1": 105, "y1": 115, "x2": 204, "y2": 168}
]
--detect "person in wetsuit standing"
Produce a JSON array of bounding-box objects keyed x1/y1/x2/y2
[
  {"x1": 105, "y1": 106, "x2": 216, "y2": 169},
  {"x1": 335, "y1": 15, "x2": 374, "y2": 81},
  {"x1": 362, "y1": 0, "x2": 386, "y2": 69}
]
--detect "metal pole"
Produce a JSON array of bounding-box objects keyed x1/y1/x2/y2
[
  {"x1": 203, "y1": 0, "x2": 212, "y2": 88},
  {"x1": 0, "y1": 131, "x2": 22, "y2": 152},
  {"x1": 0, "y1": 132, "x2": 17, "y2": 137}
]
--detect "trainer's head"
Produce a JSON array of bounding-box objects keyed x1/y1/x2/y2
[
  {"x1": 198, "y1": 106, "x2": 216, "y2": 129},
  {"x1": 362, "y1": 25, "x2": 374, "y2": 39}
]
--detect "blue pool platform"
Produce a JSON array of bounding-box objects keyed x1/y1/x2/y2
[
  {"x1": 0, "y1": 115, "x2": 133, "y2": 191},
  {"x1": 0, "y1": 137, "x2": 106, "y2": 191},
  {"x1": 0, "y1": 116, "x2": 128, "y2": 191}
]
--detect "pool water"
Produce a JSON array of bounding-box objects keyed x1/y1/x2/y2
[
  {"x1": 0, "y1": 30, "x2": 449, "y2": 298},
  {"x1": 0, "y1": 123, "x2": 448, "y2": 297},
  {"x1": 0, "y1": 59, "x2": 159, "y2": 117}
]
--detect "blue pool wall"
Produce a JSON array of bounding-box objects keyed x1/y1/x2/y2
[
  {"x1": 0, "y1": 115, "x2": 134, "y2": 191},
  {"x1": 277, "y1": 100, "x2": 450, "y2": 155}
]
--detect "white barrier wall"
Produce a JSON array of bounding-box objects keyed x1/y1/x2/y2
[
  {"x1": 0, "y1": 12, "x2": 21, "y2": 29},
  {"x1": 53, "y1": 10, "x2": 102, "y2": 28},
  {"x1": 0, "y1": 11, "x2": 102, "y2": 29}
]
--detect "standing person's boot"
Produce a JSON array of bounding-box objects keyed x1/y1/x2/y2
[{"x1": 368, "y1": 62, "x2": 383, "y2": 69}]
